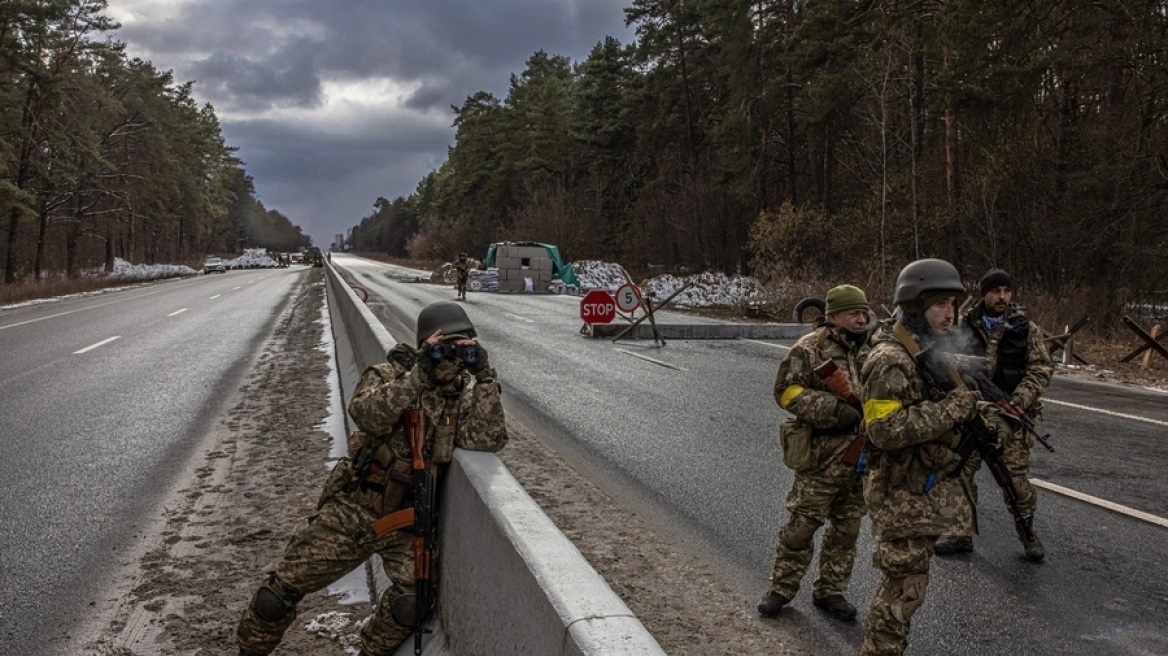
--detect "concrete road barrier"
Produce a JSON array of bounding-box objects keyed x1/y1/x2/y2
[{"x1": 323, "y1": 262, "x2": 665, "y2": 655}]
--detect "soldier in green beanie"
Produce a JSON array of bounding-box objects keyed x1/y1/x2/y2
[{"x1": 758, "y1": 284, "x2": 872, "y2": 622}]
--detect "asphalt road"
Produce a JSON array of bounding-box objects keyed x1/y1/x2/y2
[
  {"x1": 0, "y1": 268, "x2": 307, "y2": 656},
  {"x1": 335, "y1": 253, "x2": 1168, "y2": 656}
]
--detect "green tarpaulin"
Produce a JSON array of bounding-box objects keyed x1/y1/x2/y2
[{"x1": 484, "y1": 241, "x2": 579, "y2": 287}]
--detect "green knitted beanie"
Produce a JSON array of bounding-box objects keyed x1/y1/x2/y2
[{"x1": 824, "y1": 284, "x2": 870, "y2": 315}]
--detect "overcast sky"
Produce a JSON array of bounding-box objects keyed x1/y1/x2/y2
[{"x1": 105, "y1": 0, "x2": 635, "y2": 248}]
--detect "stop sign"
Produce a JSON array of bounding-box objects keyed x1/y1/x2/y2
[{"x1": 580, "y1": 290, "x2": 616, "y2": 324}]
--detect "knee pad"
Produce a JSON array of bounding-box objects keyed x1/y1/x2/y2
[
  {"x1": 779, "y1": 513, "x2": 821, "y2": 550},
  {"x1": 251, "y1": 576, "x2": 303, "y2": 623},
  {"x1": 825, "y1": 517, "x2": 861, "y2": 550},
  {"x1": 888, "y1": 573, "x2": 928, "y2": 624}
]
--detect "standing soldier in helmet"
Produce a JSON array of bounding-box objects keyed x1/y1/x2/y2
[
  {"x1": 933, "y1": 268, "x2": 1052, "y2": 561},
  {"x1": 454, "y1": 253, "x2": 471, "y2": 300},
  {"x1": 858, "y1": 259, "x2": 1012, "y2": 655},
  {"x1": 758, "y1": 284, "x2": 872, "y2": 622},
  {"x1": 237, "y1": 301, "x2": 508, "y2": 656}
]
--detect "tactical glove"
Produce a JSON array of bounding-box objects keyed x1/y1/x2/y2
[
  {"x1": 466, "y1": 341, "x2": 492, "y2": 379},
  {"x1": 835, "y1": 403, "x2": 862, "y2": 431},
  {"x1": 978, "y1": 405, "x2": 1012, "y2": 452}
]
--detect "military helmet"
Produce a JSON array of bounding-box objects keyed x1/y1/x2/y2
[
  {"x1": 416, "y1": 301, "x2": 476, "y2": 347},
  {"x1": 893, "y1": 258, "x2": 964, "y2": 307}
]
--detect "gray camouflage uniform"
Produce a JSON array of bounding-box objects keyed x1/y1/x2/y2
[
  {"x1": 236, "y1": 347, "x2": 507, "y2": 656},
  {"x1": 858, "y1": 319, "x2": 987, "y2": 656},
  {"x1": 767, "y1": 324, "x2": 869, "y2": 602}
]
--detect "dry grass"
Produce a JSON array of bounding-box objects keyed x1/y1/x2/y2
[{"x1": 0, "y1": 273, "x2": 192, "y2": 307}]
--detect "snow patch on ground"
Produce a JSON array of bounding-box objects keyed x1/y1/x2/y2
[
  {"x1": 643, "y1": 271, "x2": 766, "y2": 308},
  {"x1": 303, "y1": 611, "x2": 364, "y2": 654},
  {"x1": 110, "y1": 257, "x2": 197, "y2": 279}
]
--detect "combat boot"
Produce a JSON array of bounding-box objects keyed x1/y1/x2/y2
[
  {"x1": 933, "y1": 535, "x2": 973, "y2": 555},
  {"x1": 813, "y1": 594, "x2": 858, "y2": 622},
  {"x1": 1015, "y1": 515, "x2": 1045, "y2": 562},
  {"x1": 757, "y1": 590, "x2": 791, "y2": 618}
]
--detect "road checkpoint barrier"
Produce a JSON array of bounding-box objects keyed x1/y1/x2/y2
[{"x1": 323, "y1": 262, "x2": 665, "y2": 655}]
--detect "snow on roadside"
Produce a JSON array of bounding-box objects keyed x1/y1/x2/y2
[
  {"x1": 574, "y1": 260, "x2": 767, "y2": 309},
  {"x1": 109, "y1": 257, "x2": 197, "y2": 280}
]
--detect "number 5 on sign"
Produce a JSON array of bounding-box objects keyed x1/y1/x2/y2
[{"x1": 615, "y1": 284, "x2": 641, "y2": 313}]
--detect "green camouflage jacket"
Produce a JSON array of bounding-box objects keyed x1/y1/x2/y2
[
  {"x1": 961, "y1": 304, "x2": 1053, "y2": 412},
  {"x1": 348, "y1": 350, "x2": 508, "y2": 465},
  {"x1": 774, "y1": 324, "x2": 869, "y2": 479},
  {"x1": 859, "y1": 320, "x2": 974, "y2": 541}
]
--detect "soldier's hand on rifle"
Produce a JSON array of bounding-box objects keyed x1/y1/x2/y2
[
  {"x1": 835, "y1": 403, "x2": 862, "y2": 431},
  {"x1": 978, "y1": 407, "x2": 1012, "y2": 452}
]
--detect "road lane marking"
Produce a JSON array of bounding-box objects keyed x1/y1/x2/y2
[
  {"x1": 615, "y1": 348, "x2": 686, "y2": 371},
  {"x1": 1031, "y1": 478, "x2": 1168, "y2": 529},
  {"x1": 232, "y1": 286, "x2": 241, "y2": 291},
  {"x1": 504, "y1": 312, "x2": 534, "y2": 323},
  {"x1": 74, "y1": 336, "x2": 121, "y2": 354},
  {"x1": 0, "y1": 284, "x2": 197, "y2": 331},
  {"x1": 209, "y1": 294, "x2": 221, "y2": 299},
  {"x1": 167, "y1": 308, "x2": 188, "y2": 317},
  {"x1": 1044, "y1": 399, "x2": 1168, "y2": 427},
  {"x1": 743, "y1": 339, "x2": 792, "y2": 350}
]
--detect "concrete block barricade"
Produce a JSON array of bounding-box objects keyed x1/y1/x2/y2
[{"x1": 322, "y1": 262, "x2": 665, "y2": 655}]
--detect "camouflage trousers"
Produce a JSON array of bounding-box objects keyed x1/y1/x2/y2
[
  {"x1": 768, "y1": 474, "x2": 865, "y2": 600},
  {"x1": 236, "y1": 489, "x2": 417, "y2": 656},
  {"x1": 944, "y1": 426, "x2": 1037, "y2": 537},
  {"x1": 858, "y1": 536, "x2": 937, "y2": 656}
]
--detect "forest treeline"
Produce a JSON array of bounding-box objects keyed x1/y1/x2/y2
[
  {"x1": 1, "y1": 0, "x2": 309, "y2": 285},
  {"x1": 348, "y1": 0, "x2": 1167, "y2": 320}
]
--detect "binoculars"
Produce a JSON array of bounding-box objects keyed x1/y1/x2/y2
[{"x1": 426, "y1": 339, "x2": 479, "y2": 365}]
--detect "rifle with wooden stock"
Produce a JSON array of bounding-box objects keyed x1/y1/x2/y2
[
  {"x1": 812, "y1": 360, "x2": 867, "y2": 475},
  {"x1": 370, "y1": 408, "x2": 435, "y2": 656}
]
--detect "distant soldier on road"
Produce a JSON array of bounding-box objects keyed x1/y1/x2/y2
[
  {"x1": 858, "y1": 259, "x2": 1012, "y2": 655},
  {"x1": 454, "y1": 252, "x2": 471, "y2": 300},
  {"x1": 934, "y1": 268, "x2": 1052, "y2": 561},
  {"x1": 758, "y1": 284, "x2": 872, "y2": 622},
  {"x1": 237, "y1": 301, "x2": 508, "y2": 656}
]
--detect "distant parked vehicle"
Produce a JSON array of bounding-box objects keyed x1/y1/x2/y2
[{"x1": 202, "y1": 256, "x2": 227, "y2": 274}]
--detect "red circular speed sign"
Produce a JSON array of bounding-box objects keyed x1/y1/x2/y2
[{"x1": 580, "y1": 290, "x2": 616, "y2": 324}]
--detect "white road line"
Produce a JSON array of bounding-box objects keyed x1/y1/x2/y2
[
  {"x1": 1044, "y1": 398, "x2": 1168, "y2": 427},
  {"x1": 0, "y1": 285, "x2": 187, "y2": 331},
  {"x1": 74, "y1": 336, "x2": 121, "y2": 354},
  {"x1": 743, "y1": 338, "x2": 792, "y2": 350},
  {"x1": 615, "y1": 348, "x2": 686, "y2": 371},
  {"x1": 504, "y1": 312, "x2": 534, "y2": 323},
  {"x1": 1031, "y1": 478, "x2": 1168, "y2": 529},
  {"x1": 232, "y1": 286, "x2": 241, "y2": 291},
  {"x1": 167, "y1": 308, "x2": 188, "y2": 317},
  {"x1": 209, "y1": 294, "x2": 221, "y2": 299}
]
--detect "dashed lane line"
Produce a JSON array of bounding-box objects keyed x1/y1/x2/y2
[
  {"x1": 167, "y1": 308, "x2": 188, "y2": 317},
  {"x1": 1031, "y1": 478, "x2": 1168, "y2": 529},
  {"x1": 504, "y1": 312, "x2": 535, "y2": 323},
  {"x1": 74, "y1": 336, "x2": 121, "y2": 354},
  {"x1": 615, "y1": 348, "x2": 686, "y2": 371},
  {"x1": 1043, "y1": 398, "x2": 1167, "y2": 427},
  {"x1": 209, "y1": 294, "x2": 221, "y2": 299}
]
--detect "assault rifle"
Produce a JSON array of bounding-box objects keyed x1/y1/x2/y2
[
  {"x1": 370, "y1": 408, "x2": 435, "y2": 656},
  {"x1": 967, "y1": 371, "x2": 1055, "y2": 453},
  {"x1": 914, "y1": 343, "x2": 1038, "y2": 544},
  {"x1": 812, "y1": 360, "x2": 866, "y2": 475}
]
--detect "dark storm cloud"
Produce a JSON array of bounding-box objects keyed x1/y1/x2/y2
[{"x1": 108, "y1": 0, "x2": 634, "y2": 244}]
